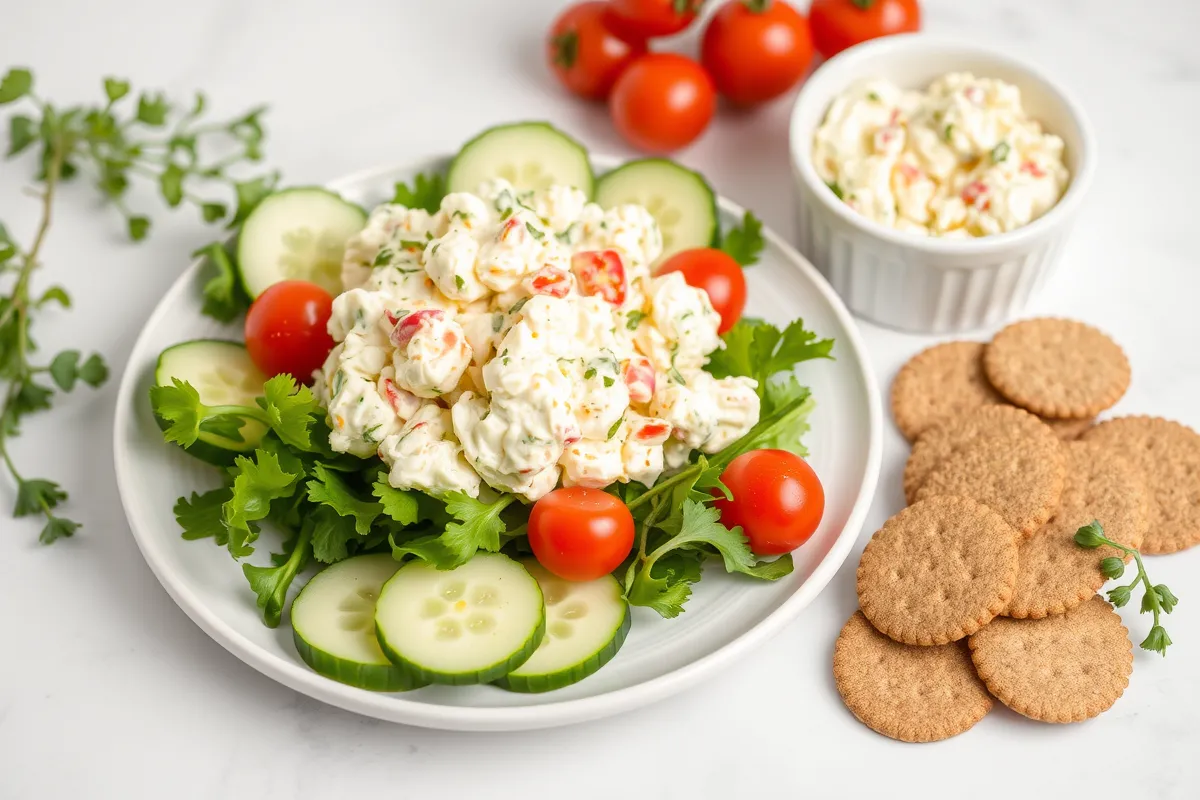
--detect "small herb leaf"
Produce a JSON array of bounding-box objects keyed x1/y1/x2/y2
[
  {"x1": 0, "y1": 68, "x2": 33, "y2": 105},
  {"x1": 158, "y1": 163, "x2": 185, "y2": 207},
  {"x1": 14, "y1": 478, "x2": 66, "y2": 518},
  {"x1": 1099, "y1": 556, "x2": 1125, "y2": 580},
  {"x1": 127, "y1": 215, "x2": 151, "y2": 241},
  {"x1": 103, "y1": 77, "x2": 131, "y2": 104},
  {"x1": 48, "y1": 350, "x2": 81, "y2": 391},
  {"x1": 135, "y1": 92, "x2": 169, "y2": 125},
  {"x1": 7, "y1": 114, "x2": 36, "y2": 156},
  {"x1": 719, "y1": 211, "x2": 764, "y2": 267}
]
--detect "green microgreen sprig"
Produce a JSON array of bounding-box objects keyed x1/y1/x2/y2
[{"x1": 1075, "y1": 520, "x2": 1178, "y2": 656}]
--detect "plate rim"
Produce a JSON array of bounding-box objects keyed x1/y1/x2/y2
[{"x1": 112, "y1": 153, "x2": 883, "y2": 731}]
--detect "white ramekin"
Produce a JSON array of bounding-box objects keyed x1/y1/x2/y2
[{"x1": 789, "y1": 34, "x2": 1096, "y2": 334}]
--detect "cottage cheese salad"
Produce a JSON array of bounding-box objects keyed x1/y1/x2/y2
[
  {"x1": 150, "y1": 123, "x2": 832, "y2": 695},
  {"x1": 812, "y1": 72, "x2": 1070, "y2": 238},
  {"x1": 317, "y1": 179, "x2": 759, "y2": 503}
]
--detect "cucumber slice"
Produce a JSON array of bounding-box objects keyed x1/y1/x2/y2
[
  {"x1": 447, "y1": 122, "x2": 594, "y2": 196},
  {"x1": 291, "y1": 554, "x2": 426, "y2": 692},
  {"x1": 374, "y1": 553, "x2": 544, "y2": 686},
  {"x1": 495, "y1": 562, "x2": 630, "y2": 694},
  {"x1": 594, "y1": 158, "x2": 718, "y2": 260},
  {"x1": 236, "y1": 187, "x2": 367, "y2": 299},
  {"x1": 154, "y1": 340, "x2": 267, "y2": 466}
]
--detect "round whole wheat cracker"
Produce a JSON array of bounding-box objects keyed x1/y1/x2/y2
[
  {"x1": 969, "y1": 596, "x2": 1133, "y2": 723},
  {"x1": 903, "y1": 405, "x2": 1057, "y2": 504},
  {"x1": 1042, "y1": 416, "x2": 1095, "y2": 441},
  {"x1": 857, "y1": 497, "x2": 1020, "y2": 646},
  {"x1": 914, "y1": 434, "x2": 1065, "y2": 538},
  {"x1": 1005, "y1": 442, "x2": 1148, "y2": 619},
  {"x1": 983, "y1": 318, "x2": 1131, "y2": 419},
  {"x1": 1081, "y1": 416, "x2": 1200, "y2": 554},
  {"x1": 834, "y1": 611, "x2": 992, "y2": 743},
  {"x1": 891, "y1": 341, "x2": 1005, "y2": 442}
]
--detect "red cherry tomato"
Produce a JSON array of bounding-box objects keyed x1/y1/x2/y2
[
  {"x1": 809, "y1": 0, "x2": 921, "y2": 60},
  {"x1": 528, "y1": 487, "x2": 635, "y2": 581},
  {"x1": 244, "y1": 280, "x2": 336, "y2": 380},
  {"x1": 572, "y1": 249, "x2": 627, "y2": 305},
  {"x1": 609, "y1": 0, "x2": 704, "y2": 38},
  {"x1": 547, "y1": 2, "x2": 648, "y2": 100},
  {"x1": 656, "y1": 248, "x2": 746, "y2": 334},
  {"x1": 609, "y1": 53, "x2": 716, "y2": 153},
  {"x1": 713, "y1": 449, "x2": 825, "y2": 556},
  {"x1": 701, "y1": 0, "x2": 815, "y2": 106}
]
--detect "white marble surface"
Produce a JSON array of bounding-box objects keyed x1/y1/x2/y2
[{"x1": 2, "y1": 0, "x2": 1198, "y2": 797}]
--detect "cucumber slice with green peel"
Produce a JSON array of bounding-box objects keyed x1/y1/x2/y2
[
  {"x1": 447, "y1": 122, "x2": 594, "y2": 197},
  {"x1": 236, "y1": 187, "x2": 367, "y2": 299},
  {"x1": 494, "y1": 562, "x2": 630, "y2": 694},
  {"x1": 154, "y1": 340, "x2": 268, "y2": 466},
  {"x1": 291, "y1": 554, "x2": 426, "y2": 692},
  {"x1": 374, "y1": 553, "x2": 545, "y2": 686},
  {"x1": 594, "y1": 158, "x2": 718, "y2": 260}
]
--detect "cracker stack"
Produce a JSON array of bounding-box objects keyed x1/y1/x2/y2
[{"x1": 835, "y1": 317, "x2": 1200, "y2": 743}]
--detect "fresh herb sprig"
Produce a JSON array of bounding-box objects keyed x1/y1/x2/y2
[
  {"x1": 1075, "y1": 520, "x2": 1178, "y2": 656},
  {"x1": 1, "y1": 66, "x2": 277, "y2": 544},
  {"x1": 718, "y1": 211, "x2": 764, "y2": 267},
  {"x1": 392, "y1": 171, "x2": 447, "y2": 214}
]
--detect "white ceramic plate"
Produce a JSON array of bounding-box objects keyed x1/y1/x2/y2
[{"x1": 113, "y1": 155, "x2": 882, "y2": 731}]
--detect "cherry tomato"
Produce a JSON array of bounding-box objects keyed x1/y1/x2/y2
[
  {"x1": 701, "y1": 1, "x2": 814, "y2": 106},
  {"x1": 609, "y1": 0, "x2": 704, "y2": 38},
  {"x1": 656, "y1": 248, "x2": 746, "y2": 334},
  {"x1": 528, "y1": 487, "x2": 635, "y2": 581},
  {"x1": 809, "y1": 0, "x2": 921, "y2": 60},
  {"x1": 713, "y1": 449, "x2": 825, "y2": 556},
  {"x1": 547, "y1": 2, "x2": 648, "y2": 100},
  {"x1": 244, "y1": 280, "x2": 336, "y2": 380},
  {"x1": 572, "y1": 249, "x2": 627, "y2": 305},
  {"x1": 609, "y1": 53, "x2": 716, "y2": 153}
]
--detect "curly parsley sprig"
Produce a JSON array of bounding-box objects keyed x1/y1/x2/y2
[
  {"x1": 1, "y1": 66, "x2": 277, "y2": 543},
  {"x1": 1075, "y1": 520, "x2": 1178, "y2": 656}
]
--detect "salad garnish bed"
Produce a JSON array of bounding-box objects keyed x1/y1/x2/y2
[{"x1": 150, "y1": 121, "x2": 835, "y2": 692}]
